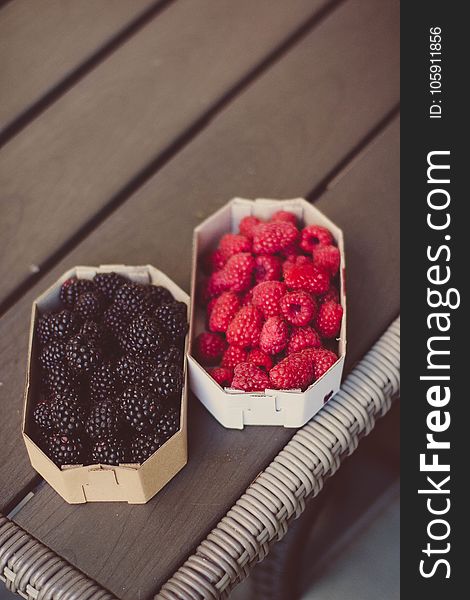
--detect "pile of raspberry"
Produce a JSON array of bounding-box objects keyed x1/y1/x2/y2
[
  {"x1": 31, "y1": 272, "x2": 187, "y2": 467},
  {"x1": 194, "y1": 210, "x2": 343, "y2": 392}
]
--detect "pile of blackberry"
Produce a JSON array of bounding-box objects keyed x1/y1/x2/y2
[{"x1": 32, "y1": 272, "x2": 187, "y2": 467}]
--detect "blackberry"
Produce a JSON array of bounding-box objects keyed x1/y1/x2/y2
[
  {"x1": 130, "y1": 430, "x2": 164, "y2": 463},
  {"x1": 116, "y1": 355, "x2": 152, "y2": 387},
  {"x1": 46, "y1": 362, "x2": 78, "y2": 396},
  {"x1": 93, "y1": 272, "x2": 128, "y2": 303},
  {"x1": 114, "y1": 282, "x2": 148, "y2": 317},
  {"x1": 33, "y1": 400, "x2": 54, "y2": 432},
  {"x1": 48, "y1": 433, "x2": 85, "y2": 466},
  {"x1": 91, "y1": 436, "x2": 127, "y2": 465},
  {"x1": 154, "y1": 301, "x2": 188, "y2": 342},
  {"x1": 103, "y1": 305, "x2": 129, "y2": 342},
  {"x1": 148, "y1": 362, "x2": 183, "y2": 401},
  {"x1": 37, "y1": 310, "x2": 80, "y2": 345},
  {"x1": 39, "y1": 340, "x2": 66, "y2": 372},
  {"x1": 66, "y1": 334, "x2": 102, "y2": 374},
  {"x1": 80, "y1": 320, "x2": 104, "y2": 344},
  {"x1": 119, "y1": 386, "x2": 162, "y2": 432},
  {"x1": 146, "y1": 285, "x2": 174, "y2": 308},
  {"x1": 60, "y1": 278, "x2": 95, "y2": 308},
  {"x1": 155, "y1": 405, "x2": 180, "y2": 441},
  {"x1": 121, "y1": 315, "x2": 166, "y2": 357},
  {"x1": 75, "y1": 291, "x2": 104, "y2": 320},
  {"x1": 155, "y1": 345, "x2": 184, "y2": 367},
  {"x1": 86, "y1": 399, "x2": 121, "y2": 440},
  {"x1": 50, "y1": 392, "x2": 84, "y2": 434},
  {"x1": 89, "y1": 361, "x2": 119, "y2": 402}
]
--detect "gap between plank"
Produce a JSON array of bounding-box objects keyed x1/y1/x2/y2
[
  {"x1": 0, "y1": 0, "x2": 176, "y2": 147},
  {"x1": 0, "y1": 0, "x2": 346, "y2": 318}
]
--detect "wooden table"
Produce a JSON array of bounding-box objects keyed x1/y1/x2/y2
[{"x1": 0, "y1": 1, "x2": 399, "y2": 598}]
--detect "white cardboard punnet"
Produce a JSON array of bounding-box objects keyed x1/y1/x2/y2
[
  {"x1": 23, "y1": 265, "x2": 189, "y2": 504},
  {"x1": 188, "y1": 198, "x2": 346, "y2": 429}
]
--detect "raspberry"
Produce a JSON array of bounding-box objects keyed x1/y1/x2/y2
[
  {"x1": 240, "y1": 288, "x2": 254, "y2": 306},
  {"x1": 252, "y1": 222, "x2": 299, "y2": 255},
  {"x1": 269, "y1": 352, "x2": 314, "y2": 390},
  {"x1": 220, "y1": 252, "x2": 255, "y2": 293},
  {"x1": 312, "y1": 245, "x2": 340, "y2": 276},
  {"x1": 319, "y1": 285, "x2": 340, "y2": 304},
  {"x1": 221, "y1": 345, "x2": 248, "y2": 368},
  {"x1": 218, "y1": 233, "x2": 252, "y2": 259},
  {"x1": 284, "y1": 263, "x2": 330, "y2": 295},
  {"x1": 315, "y1": 300, "x2": 343, "y2": 338},
  {"x1": 239, "y1": 215, "x2": 262, "y2": 238},
  {"x1": 282, "y1": 255, "x2": 312, "y2": 278},
  {"x1": 287, "y1": 326, "x2": 322, "y2": 354},
  {"x1": 259, "y1": 316, "x2": 289, "y2": 355},
  {"x1": 247, "y1": 348, "x2": 273, "y2": 371},
  {"x1": 207, "y1": 366, "x2": 233, "y2": 387},
  {"x1": 194, "y1": 332, "x2": 227, "y2": 365},
  {"x1": 303, "y1": 348, "x2": 338, "y2": 379},
  {"x1": 202, "y1": 249, "x2": 226, "y2": 275},
  {"x1": 205, "y1": 271, "x2": 226, "y2": 299},
  {"x1": 270, "y1": 210, "x2": 298, "y2": 225},
  {"x1": 209, "y1": 292, "x2": 240, "y2": 332},
  {"x1": 226, "y1": 305, "x2": 263, "y2": 348},
  {"x1": 252, "y1": 281, "x2": 286, "y2": 318},
  {"x1": 232, "y1": 363, "x2": 270, "y2": 392},
  {"x1": 280, "y1": 291, "x2": 317, "y2": 326},
  {"x1": 254, "y1": 255, "x2": 282, "y2": 283},
  {"x1": 300, "y1": 224, "x2": 333, "y2": 252}
]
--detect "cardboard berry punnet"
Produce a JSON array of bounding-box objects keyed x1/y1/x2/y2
[
  {"x1": 188, "y1": 198, "x2": 347, "y2": 429},
  {"x1": 23, "y1": 265, "x2": 188, "y2": 504}
]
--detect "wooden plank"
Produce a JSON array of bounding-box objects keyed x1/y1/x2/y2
[
  {"x1": 12, "y1": 115, "x2": 399, "y2": 599},
  {"x1": 0, "y1": 0, "x2": 163, "y2": 133},
  {"x1": 0, "y1": 0, "x2": 330, "y2": 309},
  {"x1": 0, "y1": 0, "x2": 399, "y2": 512}
]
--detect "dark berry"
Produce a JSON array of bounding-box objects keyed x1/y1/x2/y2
[
  {"x1": 121, "y1": 314, "x2": 166, "y2": 357},
  {"x1": 91, "y1": 436, "x2": 127, "y2": 465},
  {"x1": 60, "y1": 278, "x2": 95, "y2": 308},
  {"x1": 154, "y1": 301, "x2": 188, "y2": 341},
  {"x1": 155, "y1": 345, "x2": 184, "y2": 367},
  {"x1": 80, "y1": 320, "x2": 104, "y2": 344},
  {"x1": 148, "y1": 362, "x2": 183, "y2": 401},
  {"x1": 146, "y1": 285, "x2": 174, "y2": 308},
  {"x1": 50, "y1": 392, "x2": 84, "y2": 434},
  {"x1": 33, "y1": 400, "x2": 54, "y2": 432},
  {"x1": 75, "y1": 291, "x2": 104, "y2": 320},
  {"x1": 86, "y1": 399, "x2": 121, "y2": 440},
  {"x1": 66, "y1": 334, "x2": 102, "y2": 374},
  {"x1": 116, "y1": 355, "x2": 152, "y2": 387},
  {"x1": 155, "y1": 405, "x2": 180, "y2": 441},
  {"x1": 89, "y1": 361, "x2": 119, "y2": 402},
  {"x1": 119, "y1": 386, "x2": 162, "y2": 432},
  {"x1": 37, "y1": 310, "x2": 80, "y2": 345},
  {"x1": 114, "y1": 282, "x2": 148, "y2": 317},
  {"x1": 103, "y1": 305, "x2": 129, "y2": 342},
  {"x1": 46, "y1": 362, "x2": 78, "y2": 396},
  {"x1": 48, "y1": 433, "x2": 85, "y2": 466},
  {"x1": 130, "y1": 430, "x2": 165, "y2": 463},
  {"x1": 93, "y1": 272, "x2": 128, "y2": 303},
  {"x1": 39, "y1": 340, "x2": 66, "y2": 372}
]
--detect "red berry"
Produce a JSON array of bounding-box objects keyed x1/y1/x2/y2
[
  {"x1": 319, "y1": 285, "x2": 340, "y2": 304},
  {"x1": 300, "y1": 225, "x2": 333, "y2": 252},
  {"x1": 209, "y1": 292, "x2": 241, "y2": 332},
  {"x1": 239, "y1": 215, "x2": 262, "y2": 238},
  {"x1": 202, "y1": 249, "x2": 226, "y2": 275},
  {"x1": 287, "y1": 326, "x2": 322, "y2": 354},
  {"x1": 221, "y1": 345, "x2": 248, "y2": 368},
  {"x1": 280, "y1": 291, "x2": 317, "y2": 326},
  {"x1": 218, "y1": 233, "x2": 252, "y2": 260},
  {"x1": 205, "y1": 270, "x2": 226, "y2": 299},
  {"x1": 252, "y1": 281, "x2": 286, "y2": 317},
  {"x1": 284, "y1": 262, "x2": 330, "y2": 295},
  {"x1": 270, "y1": 210, "x2": 298, "y2": 226},
  {"x1": 240, "y1": 288, "x2": 254, "y2": 306},
  {"x1": 303, "y1": 348, "x2": 338, "y2": 379},
  {"x1": 220, "y1": 252, "x2": 255, "y2": 293},
  {"x1": 207, "y1": 366, "x2": 234, "y2": 387},
  {"x1": 259, "y1": 316, "x2": 289, "y2": 355},
  {"x1": 282, "y1": 254, "x2": 311, "y2": 278},
  {"x1": 252, "y1": 222, "x2": 299, "y2": 255},
  {"x1": 312, "y1": 245, "x2": 340, "y2": 276},
  {"x1": 254, "y1": 255, "x2": 282, "y2": 283},
  {"x1": 269, "y1": 352, "x2": 314, "y2": 390},
  {"x1": 315, "y1": 300, "x2": 343, "y2": 338},
  {"x1": 194, "y1": 332, "x2": 227, "y2": 365},
  {"x1": 247, "y1": 348, "x2": 273, "y2": 371},
  {"x1": 226, "y1": 305, "x2": 263, "y2": 348},
  {"x1": 232, "y1": 362, "x2": 270, "y2": 392}
]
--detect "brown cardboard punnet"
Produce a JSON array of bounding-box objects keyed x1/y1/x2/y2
[
  {"x1": 23, "y1": 265, "x2": 188, "y2": 504},
  {"x1": 188, "y1": 198, "x2": 347, "y2": 429}
]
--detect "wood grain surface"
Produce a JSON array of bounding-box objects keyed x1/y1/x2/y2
[
  {"x1": 0, "y1": 0, "x2": 330, "y2": 308},
  {"x1": 0, "y1": 0, "x2": 162, "y2": 133},
  {"x1": 12, "y1": 117, "x2": 399, "y2": 599}
]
